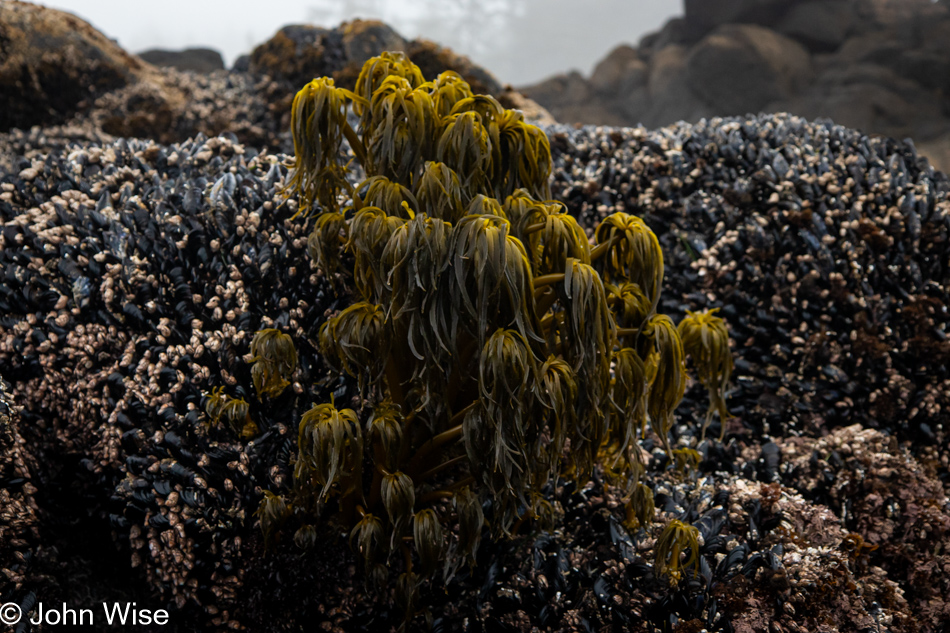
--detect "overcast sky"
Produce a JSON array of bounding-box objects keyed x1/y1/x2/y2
[{"x1": 38, "y1": 0, "x2": 683, "y2": 86}]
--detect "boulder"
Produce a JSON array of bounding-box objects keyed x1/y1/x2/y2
[
  {"x1": 137, "y1": 48, "x2": 225, "y2": 74},
  {"x1": 644, "y1": 45, "x2": 711, "y2": 126},
  {"x1": 404, "y1": 38, "x2": 502, "y2": 96},
  {"x1": 638, "y1": 17, "x2": 688, "y2": 55},
  {"x1": 232, "y1": 55, "x2": 250, "y2": 73},
  {"x1": 589, "y1": 45, "x2": 647, "y2": 96},
  {"x1": 0, "y1": 1, "x2": 152, "y2": 131},
  {"x1": 885, "y1": 50, "x2": 950, "y2": 94},
  {"x1": 247, "y1": 20, "x2": 504, "y2": 98},
  {"x1": 837, "y1": 33, "x2": 903, "y2": 65},
  {"x1": 521, "y1": 0, "x2": 950, "y2": 165},
  {"x1": 495, "y1": 89, "x2": 556, "y2": 126},
  {"x1": 851, "y1": 0, "x2": 935, "y2": 28},
  {"x1": 686, "y1": 24, "x2": 812, "y2": 115},
  {"x1": 835, "y1": 36, "x2": 950, "y2": 94},
  {"x1": 919, "y1": 13, "x2": 950, "y2": 55},
  {"x1": 341, "y1": 19, "x2": 407, "y2": 63},
  {"x1": 520, "y1": 71, "x2": 591, "y2": 111},
  {"x1": 776, "y1": 1, "x2": 855, "y2": 52},
  {"x1": 772, "y1": 64, "x2": 947, "y2": 141},
  {"x1": 520, "y1": 71, "x2": 626, "y2": 126},
  {"x1": 683, "y1": 0, "x2": 790, "y2": 39},
  {"x1": 248, "y1": 24, "x2": 355, "y2": 87}
]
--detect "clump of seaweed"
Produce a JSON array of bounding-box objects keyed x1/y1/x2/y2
[
  {"x1": 243, "y1": 50, "x2": 734, "y2": 617},
  {"x1": 678, "y1": 308, "x2": 733, "y2": 441}
]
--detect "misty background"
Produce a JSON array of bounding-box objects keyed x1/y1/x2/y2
[{"x1": 38, "y1": 0, "x2": 682, "y2": 86}]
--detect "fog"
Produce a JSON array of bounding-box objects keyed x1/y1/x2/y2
[{"x1": 37, "y1": 0, "x2": 682, "y2": 86}]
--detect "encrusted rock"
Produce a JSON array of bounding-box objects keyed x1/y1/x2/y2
[
  {"x1": 0, "y1": 0, "x2": 152, "y2": 131},
  {"x1": 779, "y1": 426, "x2": 950, "y2": 629}
]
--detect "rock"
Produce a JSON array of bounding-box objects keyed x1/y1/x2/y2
[
  {"x1": 645, "y1": 45, "x2": 710, "y2": 125},
  {"x1": 404, "y1": 38, "x2": 502, "y2": 96},
  {"x1": 836, "y1": 32, "x2": 903, "y2": 65},
  {"x1": 232, "y1": 55, "x2": 250, "y2": 73},
  {"x1": 683, "y1": 0, "x2": 790, "y2": 39},
  {"x1": 777, "y1": 1, "x2": 855, "y2": 52},
  {"x1": 919, "y1": 133, "x2": 950, "y2": 173},
  {"x1": 589, "y1": 45, "x2": 647, "y2": 97},
  {"x1": 686, "y1": 24, "x2": 812, "y2": 115},
  {"x1": 852, "y1": 0, "x2": 936, "y2": 28},
  {"x1": 495, "y1": 89, "x2": 556, "y2": 126},
  {"x1": 137, "y1": 48, "x2": 225, "y2": 73},
  {"x1": 884, "y1": 50, "x2": 950, "y2": 94},
  {"x1": 341, "y1": 19, "x2": 408, "y2": 66},
  {"x1": 774, "y1": 63, "x2": 947, "y2": 141},
  {"x1": 520, "y1": 71, "x2": 626, "y2": 126},
  {"x1": 780, "y1": 426, "x2": 950, "y2": 629},
  {"x1": 5, "y1": 111, "x2": 950, "y2": 631},
  {"x1": 516, "y1": 0, "x2": 950, "y2": 168},
  {"x1": 246, "y1": 20, "x2": 504, "y2": 99},
  {"x1": 638, "y1": 17, "x2": 689, "y2": 56},
  {"x1": 248, "y1": 24, "x2": 350, "y2": 87},
  {"x1": 919, "y1": 15, "x2": 950, "y2": 55},
  {"x1": 0, "y1": 0, "x2": 152, "y2": 131}
]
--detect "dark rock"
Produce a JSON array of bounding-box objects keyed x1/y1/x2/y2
[
  {"x1": 683, "y1": 0, "x2": 790, "y2": 39},
  {"x1": 404, "y1": 38, "x2": 503, "y2": 96},
  {"x1": 589, "y1": 45, "x2": 646, "y2": 96},
  {"x1": 892, "y1": 50, "x2": 950, "y2": 94},
  {"x1": 0, "y1": 0, "x2": 152, "y2": 131},
  {"x1": 638, "y1": 16, "x2": 689, "y2": 55},
  {"x1": 341, "y1": 19, "x2": 408, "y2": 66},
  {"x1": 852, "y1": 0, "x2": 937, "y2": 28},
  {"x1": 137, "y1": 48, "x2": 225, "y2": 73},
  {"x1": 248, "y1": 23, "x2": 349, "y2": 87},
  {"x1": 521, "y1": 71, "x2": 627, "y2": 126},
  {"x1": 4, "y1": 97, "x2": 950, "y2": 629},
  {"x1": 776, "y1": 1, "x2": 855, "y2": 52},
  {"x1": 246, "y1": 19, "x2": 506, "y2": 100},
  {"x1": 686, "y1": 24, "x2": 812, "y2": 115},
  {"x1": 646, "y1": 45, "x2": 710, "y2": 124},
  {"x1": 232, "y1": 54, "x2": 250, "y2": 73},
  {"x1": 774, "y1": 64, "x2": 947, "y2": 141}
]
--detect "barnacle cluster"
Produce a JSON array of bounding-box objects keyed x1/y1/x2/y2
[
  {"x1": 256, "y1": 51, "x2": 735, "y2": 613},
  {"x1": 0, "y1": 376, "x2": 40, "y2": 597}
]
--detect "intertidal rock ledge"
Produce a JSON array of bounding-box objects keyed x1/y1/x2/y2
[{"x1": 1, "y1": 111, "x2": 948, "y2": 630}]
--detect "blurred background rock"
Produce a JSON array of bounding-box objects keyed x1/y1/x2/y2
[{"x1": 521, "y1": 0, "x2": 950, "y2": 172}]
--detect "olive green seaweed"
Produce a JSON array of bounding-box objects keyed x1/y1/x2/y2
[
  {"x1": 678, "y1": 308, "x2": 733, "y2": 441},
  {"x1": 240, "y1": 51, "x2": 735, "y2": 619},
  {"x1": 654, "y1": 519, "x2": 701, "y2": 585}
]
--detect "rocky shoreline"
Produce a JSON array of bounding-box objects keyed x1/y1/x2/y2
[
  {"x1": 521, "y1": 0, "x2": 950, "y2": 174},
  {"x1": 2, "y1": 111, "x2": 948, "y2": 631},
  {"x1": 1, "y1": 2, "x2": 949, "y2": 631}
]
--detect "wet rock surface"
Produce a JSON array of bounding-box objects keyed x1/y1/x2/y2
[
  {"x1": 1, "y1": 112, "x2": 948, "y2": 631},
  {"x1": 0, "y1": 1, "x2": 154, "y2": 131},
  {"x1": 521, "y1": 0, "x2": 950, "y2": 173}
]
